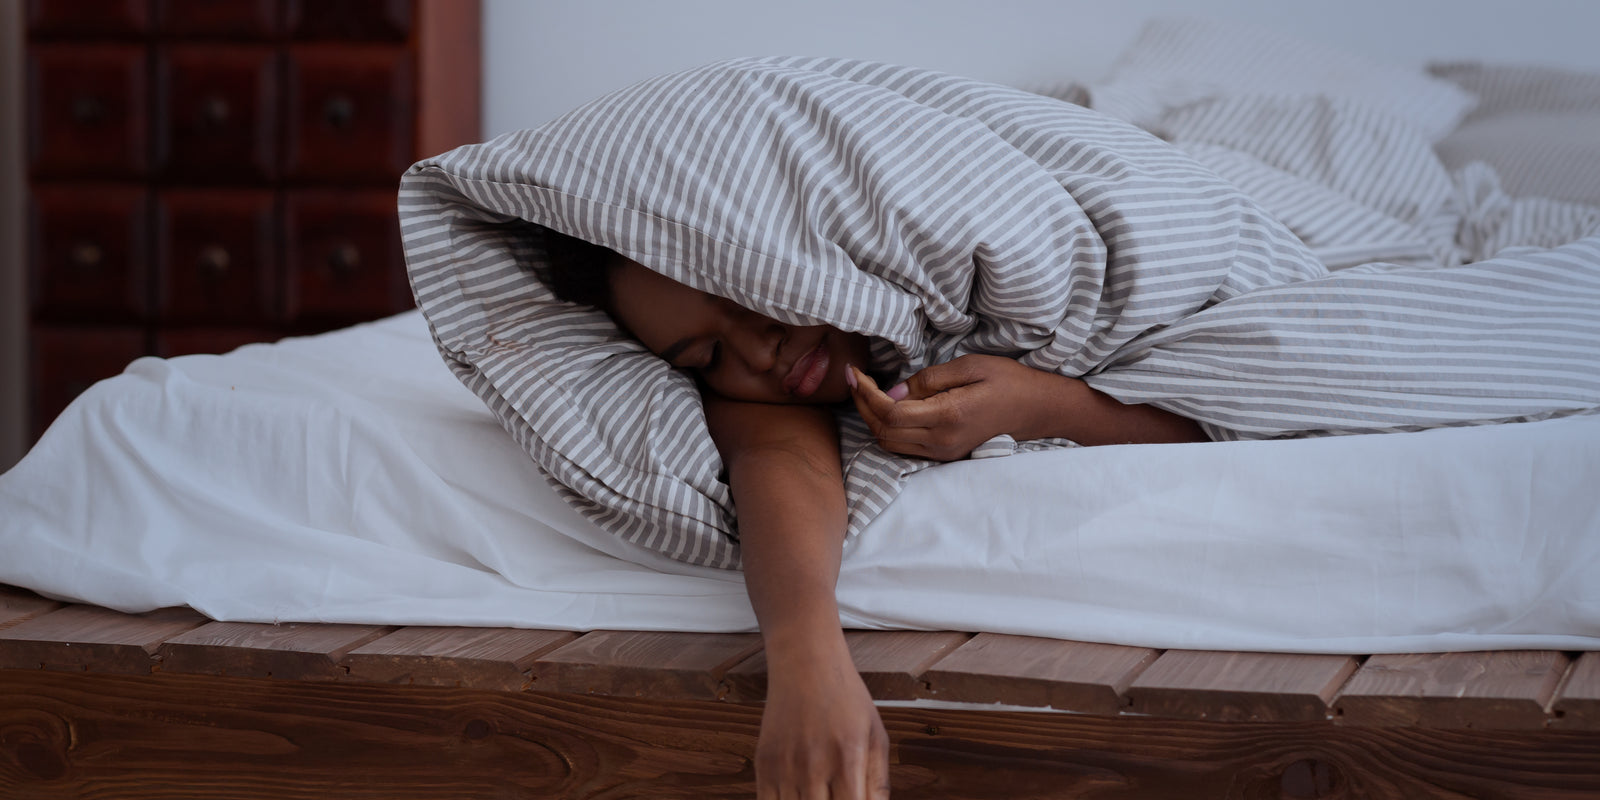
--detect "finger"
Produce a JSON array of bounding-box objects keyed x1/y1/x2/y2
[
  {"x1": 830, "y1": 740, "x2": 869, "y2": 800},
  {"x1": 867, "y1": 721, "x2": 891, "y2": 800},
  {"x1": 869, "y1": 750, "x2": 891, "y2": 800},
  {"x1": 902, "y1": 355, "x2": 991, "y2": 399},
  {"x1": 848, "y1": 367, "x2": 919, "y2": 437},
  {"x1": 804, "y1": 777, "x2": 831, "y2": 800},
  {"x1": 852, "y1": 367, "x2": 958, "y2": 430},
  {"x1": 849, "y1": 368, "x2": 971, "y2": 459},
  {"x1": 851, "y1": 395, "x2": 936, "y2": 453}
]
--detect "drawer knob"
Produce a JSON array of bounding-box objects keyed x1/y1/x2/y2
[
  {"x1": 323, "y1": 95, "x2": 356, "y2": 130},
  {"x1": 69, "y1": 241, "x2": 104, "y2": 269},
  {"x1": 199, "y1": 96, "x2": 232, "y2": 127},
  {"x1": 71, "y1": 95, "x2": 107, "y2": 124},
  {"x1": 197, "y1": 245, "x2": 232, "y2": 277},
  {"x1": 328, "y1": 243, "x2": 361, "y2": 275}
]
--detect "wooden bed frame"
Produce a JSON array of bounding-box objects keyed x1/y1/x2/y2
[{"x1": 2, "y1": 583, "x2": 1596, "y2": 798}]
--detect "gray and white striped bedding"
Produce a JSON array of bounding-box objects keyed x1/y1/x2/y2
[
  {"x1": 1429, "y1": 61, "x2": 1600, "y2": 207},
  {"x1": 401, "y1": 44, "x2": 1600, "y2": 569}
]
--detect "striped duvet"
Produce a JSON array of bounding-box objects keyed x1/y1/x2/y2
[{"x1": 400, "y1": 53, "x2": 1600, "y2": 569}]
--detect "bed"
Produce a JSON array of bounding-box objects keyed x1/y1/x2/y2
[{"x1": 6, "y1": 18, "x2": 1600, "y2": 799}]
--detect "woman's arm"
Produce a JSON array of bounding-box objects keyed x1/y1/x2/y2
[
  {"x1": 702, "y1": 395, "x2": 890, "y2": 800},
  {"x1": 849, "y1": 355, "x2": 1205, "y2": 461}
]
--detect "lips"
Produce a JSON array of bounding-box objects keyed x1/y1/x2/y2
[{"x1": 783, "y1": 339, "x2": 831, "y2": 398}]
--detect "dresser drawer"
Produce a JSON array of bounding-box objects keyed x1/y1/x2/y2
[
  {"x1": 27, "y1": 0, "x2": 151, "y2": 38},
  {"x1": 27, "y1": 44, "x2": 150, "y2": 178},
  {"x1": 29, "y1": 185, "x2": 151, "y2": 322},
  {"x1": 154, "y1": 0, "x2": 282, "y2": 38},
  {"x1": 155, "y1": 46, "x2": 280, "y2": 181},
  {"x1": 283, "y1": 189, "x2": 410, "y2": 323},
  {"x1": 284, "y1": 45, "x2": 415, "y2": 182},
  {"x1": 155, "y1": 190, "x2": 279, "y2": 324},
  {"x1": 29, "y1": 325, "x2": 149, "y2": 440},
  {"x1": 286, "y1": 0, "x2": 412, "y2": 41}
]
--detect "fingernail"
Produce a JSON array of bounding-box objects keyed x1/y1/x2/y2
[
  {"x1": 845, "y1": 365, "x2": 858, "y2": 389},
  {"x1": 887, "y1": 382, "x2": 909, "y2": 401}
]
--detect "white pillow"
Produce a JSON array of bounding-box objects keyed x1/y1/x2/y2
[{"x1": 1089, "y1": 18, "x2": 1477, "y2": 141}]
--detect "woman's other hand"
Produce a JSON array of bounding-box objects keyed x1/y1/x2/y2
[
  {"x1": 848, "y1": 355, "x2": 1206, "y2": 458},
  {"x1": 848, "y1": 355, "x2": 1073, "y2": 461},
  {"x1": 756, "y1": 639, "x2": 890, "y2": 799}
]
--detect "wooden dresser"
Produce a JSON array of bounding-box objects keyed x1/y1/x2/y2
[{"x1": 23, "y1": 0, "x2": 480, "y2": 440}]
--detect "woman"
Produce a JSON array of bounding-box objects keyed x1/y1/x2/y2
[
  {"x1": 406, "y1": 56, "x2": 1600, "y2": 797},
  {"x1": 543, "y1": 228, "x2": 1205, "y2": 799}
]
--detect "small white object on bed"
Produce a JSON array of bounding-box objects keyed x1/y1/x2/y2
[{"x1": 3, "y1": 311, "x2": 1598, "y2": 654}]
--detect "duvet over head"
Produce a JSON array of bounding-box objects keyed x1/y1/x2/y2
[{"x1": 399, "y1": 56, "x2": 1600, "y2": 568}]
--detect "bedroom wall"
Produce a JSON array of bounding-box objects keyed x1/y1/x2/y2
[
  {"x1": 0, "y1": 3, "x2": 23, "y2": 474},
  {"x1": 482, "y1": 0, "x2": 1600, "y2": 136}
]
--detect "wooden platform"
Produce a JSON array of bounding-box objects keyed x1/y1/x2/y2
[{"x1": 2, "y1": 584, "x2": 1597, "y2": 798}]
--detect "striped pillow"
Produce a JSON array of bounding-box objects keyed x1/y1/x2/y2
[{"x1": 1430, "y1": 62, "x2": 1600, "y2": 206}]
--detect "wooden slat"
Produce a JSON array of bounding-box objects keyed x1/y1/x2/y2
[
  {"x1": 1125, "y1": 650, "x2": 1361, "y2": 722},
  {"x1": 850, "y1": 631, "x2": 971, "y2": 699},
  {"x1": 1334, "y1": 651, "x2": 1569, "y2": 729},
  {"x1": 0, "y1": 604, "x2": 207, "y2": 673},
  {"x1": 920, "y1": 633, "x2": 1158, "y2": 714},
  {"x1": 531, "y1": 630, "x2": 762, "y2": 701},
  {"x1": 341, "y1": 626, "x2": 578, "y2": 691},
  {"x1": 724, "y1": 631, "x2": 970, "y2": 702},
  {"x1": 0, "y1": 585, "x2": 62, "y2": 631},
  {"x1": 158, "y1": 620, "x2": 395, "y2": 681},
  {"x1": 1551, "y1": 651, "x2": 1600, "y2": 730}
]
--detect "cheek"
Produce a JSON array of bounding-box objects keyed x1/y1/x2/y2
[{"x1": 702, "y1": 370, "x2": 786, "y2": 404}]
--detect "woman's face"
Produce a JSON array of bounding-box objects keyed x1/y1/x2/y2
[{"x1": 608, "y1": 260, "x2": 872, "y2": 404}]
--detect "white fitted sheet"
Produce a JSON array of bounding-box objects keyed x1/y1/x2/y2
[{"x1": 3, "y1": 311, "x2": 1598, "y2": 653}]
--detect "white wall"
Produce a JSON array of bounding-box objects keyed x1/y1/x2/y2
[{"x1": 484, "y1": 0, "x2": 1600, "y2": 136}]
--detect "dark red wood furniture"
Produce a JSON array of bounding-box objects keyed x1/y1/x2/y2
[{"x1": 23, "y1": 0, "x2": 480, "y2": 440}]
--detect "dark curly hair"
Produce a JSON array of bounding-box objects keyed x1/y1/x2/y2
[{"x1": 538, "y1": 225, "x2": 623, "y2": 312}]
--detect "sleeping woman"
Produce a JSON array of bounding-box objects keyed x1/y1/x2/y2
[
  {"x1": 541, "y1": 228, "x2": 1207, "y2": 800},
  {"x1": 534, "y1": 218, "x2": 1600, "y2": 797},
  {"x1": 405, "y1": 56, "x2": 1600, "y2": 799}
]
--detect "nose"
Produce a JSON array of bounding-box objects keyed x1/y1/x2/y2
[{"x1": 724, "y1": 307, "x2": 785, "y2": 374}]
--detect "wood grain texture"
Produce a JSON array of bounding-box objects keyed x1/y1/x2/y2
[
  {"x1": 341, "y1": 626, "x2": 578, "y2": 691},
  {"x1": 1552, "y1": 651, "x2": 1600, "y2": 730},
  {"x1": 158, "y1": 620, "x2": 394, "y2": 681},
  {"x1": 1126, "y1": 650, "x2": 1362, "y2": 722},
  {"x1": 0, "y1": 605, "x2": 206, "y2": 673},
  {"x1": 920, "y1": 633, "x2": 1159, "y2": 714},
  {"x1": 724, "y1": 630, "x2": 970, "y2": 702},
  {"x1": 1335, "y1": 650, "x2": 1571, "y2": 729},
  {"x1": 3, "y1": 669, "x2": 1599, "y2": 799},
  {"x1": 0, "y1": 586, "x2": 60, "y2": 632},
  {"x1": 532, "y1": 630, "x2": 763, "y2": 700},
  {"x1": 415, "y1": 0, "x2": 482, "y2": 159}
]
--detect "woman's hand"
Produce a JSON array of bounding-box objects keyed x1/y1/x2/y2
[
  {"x1": 757, "y1": 640, "x2": 890, "y2": 799},
  {"x1": 848, "y1": 354, "x2": 1073, "y2": 461},
  {"x1": 849, "y1": 354, "x2": 1207, "y2": 458}
]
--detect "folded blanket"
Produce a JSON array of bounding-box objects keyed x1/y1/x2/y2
[{"x1": 402, "y1": 53, "x2": 1600, "y2": 569}]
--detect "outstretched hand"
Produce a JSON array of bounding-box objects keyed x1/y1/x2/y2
[
  {"x1": 848, "y1": 354, "x2": 1073, "y2": 461},
  {"x1": 756, "y1": 644, "x2": 890, "y2": 799}
]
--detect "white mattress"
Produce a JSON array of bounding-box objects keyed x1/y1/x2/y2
[{"x1": 3, "y1": 311, "x2": 1598, "y2": 653}]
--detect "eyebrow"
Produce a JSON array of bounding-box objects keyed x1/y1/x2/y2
[{"x1": 659, "y1": 337, "x2": 694, "y2": 366}]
